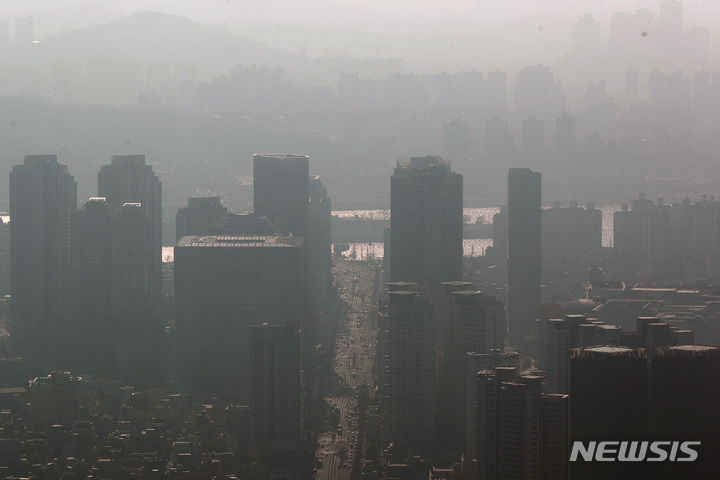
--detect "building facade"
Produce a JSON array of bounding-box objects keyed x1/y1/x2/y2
[
  {"x1": 10, "y1": 155, "x2": 77, "y2": 370},
  {"x1": 507, "y1": 168, "x2": 541, "y2": 344}
]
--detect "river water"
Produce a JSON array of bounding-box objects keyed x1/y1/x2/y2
[{"x1": 164, "y1": 206, "x2": 619, "y2": 262}]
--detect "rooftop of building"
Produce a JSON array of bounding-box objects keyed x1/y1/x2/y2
[
  {"x1": 596, "y1": 324, "x2": 622, "y2": 330},
  {"x1": 573, "y1": 345, "x2": 647, "y2": 359},
  {"x1": 661, "y1": 344, "x2": 720, "y2": 355},
  {"x1": 584, "y1": 345, "x2": 635, "y2": 354},
  {"x1": 254, "y1": 153, "x2": 308, "y2": 161},
  {"x1": 176, "y1": 235, "x2": 303, "y2": 248},
  {"x1": 110, "y1": 154, "x2": 146, "y2": 165},
  {"x1": 394, "y1": 155, "x2": 453, "y2": 174}
]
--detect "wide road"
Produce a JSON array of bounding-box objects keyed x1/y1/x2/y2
[{"x1": 315, "y1": 259, "x2": 379, "y2": 480}]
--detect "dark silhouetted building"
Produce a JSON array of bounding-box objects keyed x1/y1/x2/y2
[
  {"x1": 440, "y1": 286, "x2": 505, "y2": 449},
  {"x1": 249, "y1": 320, "x2": 302, "y2": 472},
  {"x1": 507, "y1": 168, "x2": 541, "y2": 344},
  {"x1": 70, "y1": 199, "x2": 162, "y2": 381},
  {"x1": 98, "y1": 155, "x2": 162, "y2": 313},
  {"x1": 390, "y1": 156, "x2": 462, "y2": 300},
  {"x1": 176, "y1": 196, "x2": 228, "y2": 240},
  {"x1": 651, "y1": 345, "x2": 720, "y2": 479},
  {"x1": 570, "y1": 346, "x2": 648, "y2": 480},
  {"x1": 308, "y1": 175, "x2": 332, "y2": 304},
  {"x1": 386, "y1": 288, "x2": 436, "y2": 452},
  {"x1": 174, "y1": 235, "x2": 306, "y2": 393},
  {"x1": 476, "y1": 368, "x2": 567, "y2": 480},
  {"x1": 253, "y1": 154, "x2": 309, "y2": 237},
  {"x1": 10, "y1": 155, "x2": 77, "y2": 370}
]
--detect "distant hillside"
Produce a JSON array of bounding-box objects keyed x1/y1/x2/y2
[{"x1": 38, "y1": 11, "x2": 305, "y2": 77}]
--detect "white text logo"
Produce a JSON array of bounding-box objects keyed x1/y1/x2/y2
[{"x1": 570, "y1": 441, "x2": 700, "y2": 462}]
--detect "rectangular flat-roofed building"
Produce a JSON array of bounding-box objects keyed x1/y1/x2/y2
[{"x1": 174, "y1": 235, "x2": 306, "y2": 393}]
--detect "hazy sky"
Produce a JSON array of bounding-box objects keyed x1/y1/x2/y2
[
  {"x1": 2, "y1": 0, "x2": 719, "y2": 66},
  {"x1": 1, "y1": 0, "x2": 719, "y2": 25}
]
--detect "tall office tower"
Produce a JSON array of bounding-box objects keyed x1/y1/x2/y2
[
  {"x1": 14, "y1": 16, "x2": 33, "y2": 46},
  {"x1": 175, "y1": 196, "x2": 228, "y2": 240},
  {"x1": 507, "y1": 168, "x2": 541, "y2": 345},
  {"x1": 249, "y1": 320, "x2": 302, "y2": 470},
  {"x1": 386, "y1": 288, "x2": 436, "y2": 452},
  {"x1": 390, "y1": 156, "x2": 463, "y2": 302},
  {"x1": 308, "y1": 176, "x2": 332, "y2": 304},
  {"x1": 441, "y1": 287, "x2": 505, "y2": 449},
  {"x1": 253, "y1": 154, "x2": 309, "y2": 237},
  {"x1": 98, "y1": 155, "x2": 161, "y2": 313},
  {"x1": 651, "y1": 345, "x2": 720, "y2": 479},
  {"x1": 570, "y1": 346, "x2": 649, "y2": 480},
  {"x1": 174, "y1": 235, "x2": 306, "y2": 392},
  {"x1": 10, "y1": 155, "x2": 77, "y2": 370}
]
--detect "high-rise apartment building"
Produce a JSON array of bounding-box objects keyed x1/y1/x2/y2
[
  {"x1": 70, "y1": 199, "x2": 161, "y2": 380},
  {"x1": 253, "y1": 154, "x2": 309, "y2": 237},
  {"x1": 542, "y1": 201, "x2": 602, "y2": 272},
  {"x1": 514, "y1": 65, "x2": 565, "y2": 118},
  {"x1": 249, "y1": 320, "x2": 302, "y2": 469},
  {"x1": 390, "y1": 156, "x2": 463, "y2": 297},
  {"x1": 174, "y1": 235, "x2": 306, "y2": 392},
  {"x1": 386, "y1": 288, "x2": 436, "y2": 452},
  {"x1": 10, "y1": 155, "x2": 77, "y2": 369},
  {"x1": 476, "y1": 367, "x2": 567, "y2": 480},
  {"x1": 98, "y1": 155, "x2": 162, "y2": 312},
  {"x1": 441, "y1": 287, "x2": 505, "y2": 449},
  {"x1": 69, "y1": 197, "x2": 114, "y2": 371},
  {"x1": 465, "y1": 351, "x2": 519, "y2": 468},
  {"x1": 543, "y1": 314, "x2": 587, "y2": 394},
  {"x1": 507, "y1": 168, "x2": 541, "y2": 344},
  {"x1": 498, "y1": 375, "x2": 544, "y2": 480},
  {"x1": 614, "y1": 194, "x2": 720, "y2": 281},
  {"x1": 541, "y1": 394, "x2": 569, "y2": 480}
]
